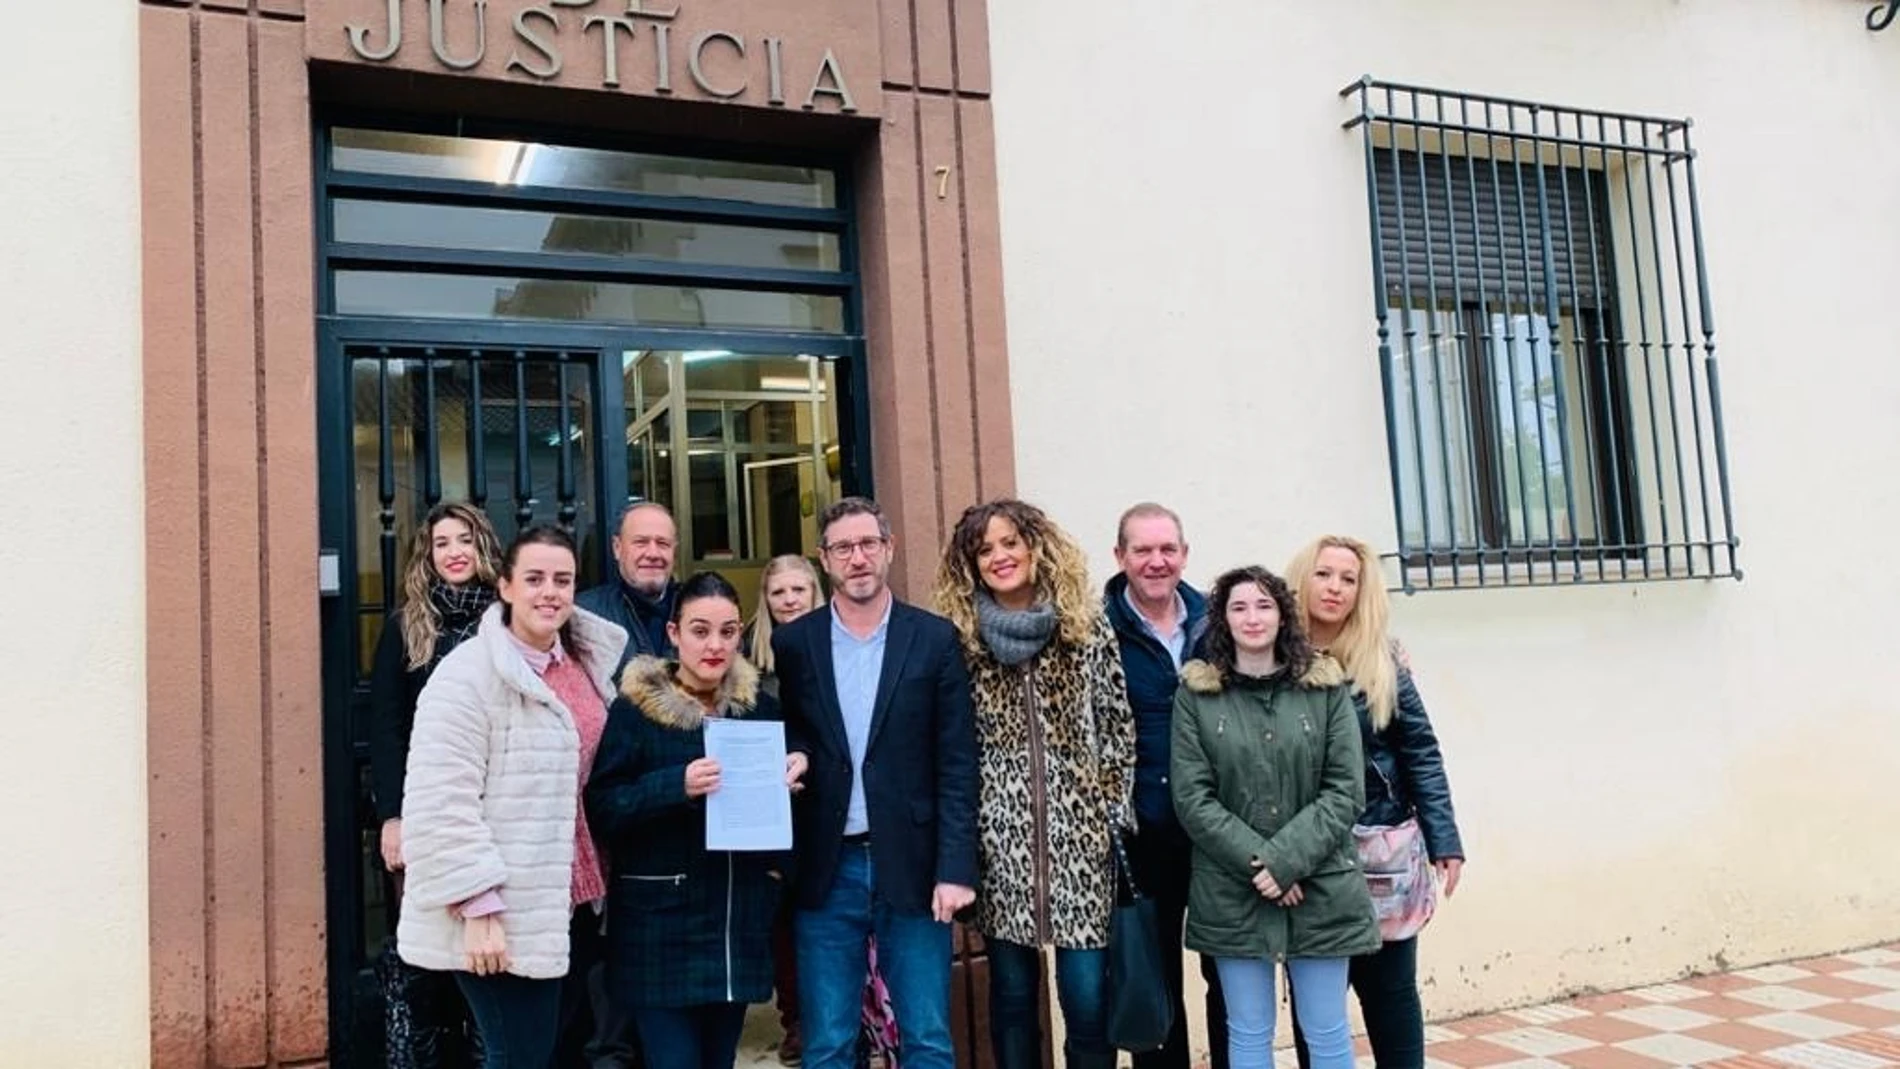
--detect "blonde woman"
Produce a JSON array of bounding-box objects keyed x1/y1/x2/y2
[
  {"x1": 368, "y1": 500, "x2": 502, "y2": 1069},
  {"x1": 746, "y1": 554, "x2": 827, "y2": 702},
  {"x1": 745, "y1": 554, "x2": 825, "y2": 1064},
  {"x1": 932, "y1": 498, "x2": 1134, "y2": 1069},
  {"x1": 1284, "y1": 536, "x2": 1464, "y2": 1069}
]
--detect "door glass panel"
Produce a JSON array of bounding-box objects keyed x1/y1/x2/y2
[
  {"x1": 619, "y1": 351, "x2": 842, "y2": 591},
  {"x1": 684, "y1": 352, "x2": 819, "y2": 393},
  {"x1": 331, "y1": 128, "x2": 837, "y2": 208},
  {"x1": 332, "y1": 199, "x2": 842, "y2": 272},
  {"x1": 349, "y1": 347, "x2": 599, "y2": 678},
  {"x1": 335, "y1": 270, "x2": 845, "y2": 334},
  {"x1": 689, "y1": 452, "x2": 735, "y2": 560}
]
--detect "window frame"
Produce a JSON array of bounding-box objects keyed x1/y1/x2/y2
[{"x1": 1343, "y1": 78, "x2": 1742, "y2": 591}]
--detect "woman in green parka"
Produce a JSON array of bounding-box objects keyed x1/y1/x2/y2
[{"x1": 1171, "y1": 565, "x2": 1379, "y2": 1069}]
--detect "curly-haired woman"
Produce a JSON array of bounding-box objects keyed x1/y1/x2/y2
[
  {"x1": 1171, "y1": 566, "x2": 1378, "y2": 1069},
  {"x1": 931, "y1": 498, "x2": 1134, "y2": 1069},
  {"x1": 368, "y1": 500, "x2": 503, "y2": 1069}
]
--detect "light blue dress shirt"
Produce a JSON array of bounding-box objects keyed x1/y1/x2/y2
[{"x1": 830, "y1": 598, "x2": 892, "y2": 836}]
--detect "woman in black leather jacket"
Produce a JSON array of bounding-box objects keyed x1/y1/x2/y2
[{"x1": 1285, "y1": 535, "x2": 1464, "y2": 1069}]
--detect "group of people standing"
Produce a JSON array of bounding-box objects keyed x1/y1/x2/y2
[{"x1": 370, "y1": 492, "x2": 1465, "y2": 1069}]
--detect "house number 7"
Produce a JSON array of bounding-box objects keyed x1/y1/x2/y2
[{"x1": 935, "y1": 165, "x2": 952, "y2": 199}]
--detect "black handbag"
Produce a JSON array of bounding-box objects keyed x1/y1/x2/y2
[{"x1": 1105, "y1": 828, "x2": 1175, "y2": 1053}]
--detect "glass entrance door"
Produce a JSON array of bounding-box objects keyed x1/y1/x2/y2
[
  {"x1": 322, "y1": 341, "x2": 610, "y2": 1065},
  {"x1": 316, "y1": 117, "x2": 863, "y2": 1068}
]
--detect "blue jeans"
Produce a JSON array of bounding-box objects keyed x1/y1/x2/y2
[
  {"x1": 454, "y1": 971, "x2": 563, "y2": 1069},
  {"x1": 1292, "y1": 937, "x2": 1425, "y2": 1069},
  {"x1": 986, "y1": 939, "x2": 1114, "y2": 1069},
  {"x1": 631, "y1": 1002, "x2": 748, "y2": 1069},
  {"x1": 795, "y1": 843, "x2": 955, "y2": 1069},
  {"x1": 1215, "y1": 957, "x2": 1353, "y2": 1069}
]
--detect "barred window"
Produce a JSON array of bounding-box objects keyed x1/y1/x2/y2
[{"x1": 1342, "y1": 79, "x2": 1741, "y2": 590}]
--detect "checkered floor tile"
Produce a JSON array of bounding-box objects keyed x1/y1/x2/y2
[{"x1": 1415, "y1": 944, "x2": 1900, "y2": 1067}]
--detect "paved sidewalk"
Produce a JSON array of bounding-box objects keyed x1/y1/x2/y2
[
  {"x1": 1374, "y1": 943, "x2": 1900, "y2": 1069},
  {"x1": 734, "y1": 942, "x2": 1900, "y2": 1068}
]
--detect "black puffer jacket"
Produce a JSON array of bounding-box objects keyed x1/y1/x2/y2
[
  {"x1": 1355, "y1": 661, "x2": 1464, "y2": 862},
  {"x1": 575, "y1": 578, "x2": 678, "y2": 672}
]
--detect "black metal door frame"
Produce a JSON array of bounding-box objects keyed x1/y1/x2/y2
[{"x1": 316, "y1": 315, "x2": 864, "y2": 1068}]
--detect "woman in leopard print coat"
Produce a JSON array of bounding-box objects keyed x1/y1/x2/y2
[{"x1": 932, "y1": 498, "x2": 1135, "y2": 1069}]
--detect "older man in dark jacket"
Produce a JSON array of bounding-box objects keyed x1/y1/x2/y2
[
  {"x1": 571, "y1": 500, "x2": 683, "y2": 1069},
  {"x1": 1104, "y1": 503, "x2": 1226, "y2": 1069},
  {"x1": 577, "y1": 501, "x2": 681, "y2": 671}
]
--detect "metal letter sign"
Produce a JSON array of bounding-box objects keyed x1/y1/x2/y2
[
  {"x1": 1872, "y1": 1, "x2": 1898, "y2": 31},
  {"x1": 342, "y1": 0, "x2": 857, "y2": 112}
]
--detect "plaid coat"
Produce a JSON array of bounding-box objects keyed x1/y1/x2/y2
[{"x1": 586, "y1": 655, "x2": 788, "y2": 1008}]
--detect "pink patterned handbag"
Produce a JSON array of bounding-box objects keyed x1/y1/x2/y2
[{"x1": 1353, "y1": 817, "x2": 1437, "y2": 942}]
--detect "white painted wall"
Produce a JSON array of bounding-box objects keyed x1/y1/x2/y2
[
  {"x1": 990, "y1": 0, "x2": 1900, "y2": 1022},
  {"x1": 0, "y1": 3, "x2": 149, "y2": 1066}
]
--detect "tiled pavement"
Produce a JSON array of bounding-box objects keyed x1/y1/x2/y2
[
  {"x1": 735, "y1": 943, "x2": 1900, "y2": 1067},
  {"x1": 1317, "y1": 944, "x2": 1900, "y2": 1069}
]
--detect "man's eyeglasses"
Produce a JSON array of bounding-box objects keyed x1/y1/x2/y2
[{"x1": 822, "y1": 536, "x2": 888, "y2": 562}]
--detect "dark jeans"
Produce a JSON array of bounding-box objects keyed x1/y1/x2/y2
[
  {"x1": 795, "y1": 843, "x2": 956, "y2": 1069},
  {"x1": 1291, "y1": 938, "x2": 1425, "y2": 1069},
  {"x1": 631, "y1": 1003, "x2": 748, "y2": 1069},
  {"x1": 562, "y1": 907, "x2": 640, "y2": 1069},
  {"x1": 773, "y1": 897, "x2": 801, "y2": 1030},
  {"x1": 987, "y1": 939, "x2": 1114, "y2": 1069},
  {"x1": 1127, "y1": 824, "x2": 1227, "y2": 1069},
  {"x1": 455, "y1": 972, "x2": 563, "y2": 1069}
]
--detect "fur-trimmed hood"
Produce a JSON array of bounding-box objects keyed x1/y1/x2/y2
[
  {"x1": 618, "y1": 654, "x2": 762, "y2": 730},
  {"x1": 1180, "y1": 652, "x2": 1345, "y2": 694}
]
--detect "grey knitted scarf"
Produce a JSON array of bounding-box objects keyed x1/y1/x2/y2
[{"x1": 976, "y1": 591, "x2": 1057, "y2": 666}]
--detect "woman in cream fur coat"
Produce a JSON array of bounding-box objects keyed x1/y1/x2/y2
[{"x1": 399, "y1": 524, "x2": 628, "y2": 1069}]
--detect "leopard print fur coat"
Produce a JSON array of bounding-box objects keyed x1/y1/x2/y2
[{"x1": 963, "y1": 610, "x2": 1135, "y2": 949}]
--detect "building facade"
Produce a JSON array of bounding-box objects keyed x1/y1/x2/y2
[{"x1": 2, "y1": 0, "x2": 1897, "y2": 1066}]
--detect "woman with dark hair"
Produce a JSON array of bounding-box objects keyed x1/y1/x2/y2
[
  {"x1": 1285, "y1": 536, "x2": 1463, "y2": 1069},
  {"x1": 369, "y1": 501, "x2": 503, "y2": 1069},
  {"x1": 398, "y1": 525, "x2": 628, "y2": 1069},
  {"x1": 588, "y1": 570, "x2": 811, "y2": 1069},
  {"x1": 1171, "y1": 566, "x2": 1378, "y2": 1069},
  {"x1": 931, "y1": 499, "x2": 1134, "y2": 1069}
]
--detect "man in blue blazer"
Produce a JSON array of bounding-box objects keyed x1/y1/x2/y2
[{"x1": 773, "y1": 496, "x2": 978, "y2": 1069}]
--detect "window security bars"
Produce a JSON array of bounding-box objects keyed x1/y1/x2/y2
[{"x1": 1341, "y1": 78, "x2": 1741, "y2": 592}]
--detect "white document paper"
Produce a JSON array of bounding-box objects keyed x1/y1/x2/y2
[{"x1": 703, "y1": 718, "x2": 793, "y2": 852}]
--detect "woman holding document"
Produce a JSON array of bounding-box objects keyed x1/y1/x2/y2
[{"x1": 587, "y1": 570, "x2": 809, "y2": 1069}]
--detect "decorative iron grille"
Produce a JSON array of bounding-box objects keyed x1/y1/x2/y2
[{"x1": 1342, "y1": 77, "x2": 1741, "y2": 591}]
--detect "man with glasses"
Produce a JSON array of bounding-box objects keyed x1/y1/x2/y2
[{"x1": 773, "y1": 497, "x2": 979, "y2": 1069}]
